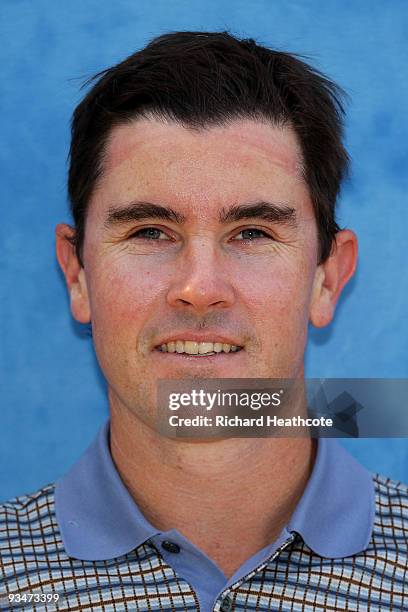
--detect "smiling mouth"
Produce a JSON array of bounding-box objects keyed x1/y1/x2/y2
[{"x1": 155, "y1": 341, "x2": 243, "y2": 356}]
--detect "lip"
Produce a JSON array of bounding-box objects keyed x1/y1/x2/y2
[
  {"x1": 152, "y1": 348, "x2": 245, "y2": 361},
  {"x1": 153, "y1": 332, "x2": 244, "y2": 349}
]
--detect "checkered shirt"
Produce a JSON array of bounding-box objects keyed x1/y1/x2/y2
[{"x1": 1, "y1": 473, "x2": 408, "y2": 611}]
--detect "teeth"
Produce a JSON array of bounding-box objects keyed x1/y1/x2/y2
[
  {"x1": 158, "y1": 341, "x2": 242, "y2": 355},
  {"x1": 167, "y1": 341, "x2": 176, "y2": 353},
  {"x1": 184, "y1": 341, "x2": 199, "y2": 354},
  {"x1": 199, "y1": 342, "x2": 214, "y2": 354}
]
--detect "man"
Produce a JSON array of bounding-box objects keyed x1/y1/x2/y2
[{"x1": 1, "y1": 31, "x2": 407, "y2": 611}]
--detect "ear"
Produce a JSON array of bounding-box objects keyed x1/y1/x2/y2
[
  {"x1": 55, "y1": 224, "x2": 91, "y2": 324},
  {"x1": 309, "y1": 229, "x2": 358, "y2": 328}
]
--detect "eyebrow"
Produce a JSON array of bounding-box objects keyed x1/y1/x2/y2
[
  {"x1": 104, "y1": 200, "x2": 297, "y2": 228},
  {"x1": 219, "y1": 201, "x2": 297, "y2": 226}
]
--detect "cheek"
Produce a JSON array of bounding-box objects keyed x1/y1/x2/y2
[
  {"x1": 239, "y1": 258, "x2": 314, "y2": 348},
  {"x1": 87, "y1": 258, "x2": 164, "y2": 331},
  {"x1": 239, "y1": 254, "x2": 313, "y2": 308}
]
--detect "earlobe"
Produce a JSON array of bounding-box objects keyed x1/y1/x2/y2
[
  {"x1": 55, "y1": 224, "x2": 91, "y2": 324},
  {"x1": 309, "y1": 266, "x2": 333, "y2": 328},
  {"x1": 309, "y1": 230, "x2": 358, "y2": 329},
  {"x1": 69, "y1": 268, "x2": 91, "y2": 324}
]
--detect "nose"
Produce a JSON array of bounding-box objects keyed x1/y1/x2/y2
[{"x1": 166, "y1": 237, "x2": 236, "y2": 315}]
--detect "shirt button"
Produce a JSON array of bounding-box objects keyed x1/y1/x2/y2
[
  {"x1": 220, "y1": 596, "x2": 232, "y2": 612},
  {"x1": 161, "y1": 540, "x2": 181, "y2": 553}
]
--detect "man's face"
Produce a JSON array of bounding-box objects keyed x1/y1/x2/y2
[{"x1": 74, "y1": 118, "x2": 323, "y2": 422}]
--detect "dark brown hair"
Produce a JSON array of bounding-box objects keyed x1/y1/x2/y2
[{"x1": 68, "y1": 31, "x2": 349, "y2": 265}]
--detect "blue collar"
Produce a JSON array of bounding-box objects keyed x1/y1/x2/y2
[{"x1": 55, "y1": 420, "x2": 375, "y2": 561}]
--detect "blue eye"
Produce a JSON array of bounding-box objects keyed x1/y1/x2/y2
[
  {"x1": 131, "y1": 228, "x2": 167, "y2": 240},
  {"x1": 235, "y1": 228, "x2": 271, "y2": 241}
]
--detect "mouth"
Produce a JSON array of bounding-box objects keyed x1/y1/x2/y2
[{"x1": 154, "y1": 340, "x2": 244, "y2": 357}]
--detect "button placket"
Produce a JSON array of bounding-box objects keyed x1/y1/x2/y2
[
  {"x1": 215, "y1": 534, "x2": 297, "y2": 611},
  {"x1": 161, "y1": 540, "x2": 181, "y2": 553},
  {"x1": 219, "y1": 595, "x2": 232, "y2": 612}
]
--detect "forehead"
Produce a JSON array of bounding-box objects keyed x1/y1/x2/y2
[
  {"x1": 91, "y1": 117, "x2": 310, "y2": 219},
  {"x1": 104, "y1": 117, "x2": 304, "y2": 173}
]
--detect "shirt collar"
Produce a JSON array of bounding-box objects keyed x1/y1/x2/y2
[
  {"x1": 288, "y1": 435, "x2": 375, "y2": 558},
  {"x1": 55, "y1": 419, "x2": 375, "y2": 561},
  {"x1": 55, "y1": 420, "x2": 157, "y2": 560}
]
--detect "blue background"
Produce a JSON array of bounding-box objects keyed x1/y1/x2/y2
[{"x1": 0, "y1": 0, "x2": 407, "y2": 501}]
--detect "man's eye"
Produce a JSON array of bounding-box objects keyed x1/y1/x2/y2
[
  {"x1": 234, "y1": 228, "x2": 272, "y2": 241},
  {"x1": 130, "y1": 227, "x2": 168, "y2": 240}
]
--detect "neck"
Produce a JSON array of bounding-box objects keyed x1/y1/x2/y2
[{"x1": 110, "y1": 399, "x2": 316, "y2": 578}]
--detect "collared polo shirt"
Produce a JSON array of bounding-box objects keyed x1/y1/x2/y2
[{"x1": 1, "y1": 419, "x2": 408, "y2": 611}]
